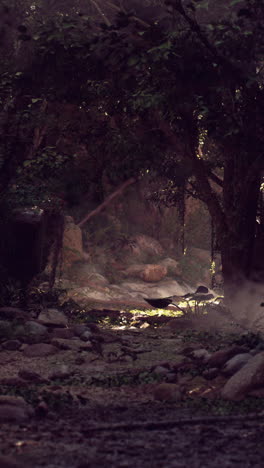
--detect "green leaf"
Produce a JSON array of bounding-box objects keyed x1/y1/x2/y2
[
  {"x1": 128, "y1": 56, "x2": 139, "y2": 66},
  {"x1": 31, "y1": 98, "x2": 42, "y2": 103},
  {"x1": 230, "y1": 0, "x2": 243, "y2": 5}
]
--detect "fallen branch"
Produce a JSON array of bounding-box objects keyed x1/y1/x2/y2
[
  {"x1": 78, "y1": 177, "x2": 136, "y2": 227},
  {"x1": 82, "y1": 412, "x2": 264, "y2": 433}
]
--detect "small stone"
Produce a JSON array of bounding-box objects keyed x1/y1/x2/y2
[
  {"x1": 23, "y1": 343, "x2": 58, "y2": 357},
  {"x1": 51, "y1": 338, "x2": 90, "y2": 351},
  {"x1": 49, "y1": 365, "x2": 72, "y2": 380},
  {"x1": 0, "y1": 395, "x2": 33, "y2": 422},
  {"x1": 80, "y1": 330, "x2": 92, "y2": 342},
  {"x1": 24, "y1": 320, "x2": 48, "y2": 336},
  {"x1": 0, "y1": 320, "x2": 12, "y2": 339},
  {"x1": 203, "y1": 368, "x2": 219, "y2": 380},
  {"x1": 152, "y1": 365, "x2": 170, "y2": 376},
  {"x1": 38, "y1": 308, "x2": 68, "y2": 327},
  {"x1": 0, "y1": 405, "x2": 31, "y2": 422},
  {"x1": 191, "y1": 348, "x2": 211, "y2": 362},
  {"x1": 2, "y1": 340, "x2": 21, "y2": 351},
  {"x1": 18, "y1": 369, "x2": 48, "y2": 383},
  {"x1": 0, "y1": 307, "x2": 27, "y2": 320},
  {"x1": 51, "y1": 328, "x2": 75, "y2": 339},
  {"x1": 73, "y1": 324, "x2": 89, "y2": 336}
]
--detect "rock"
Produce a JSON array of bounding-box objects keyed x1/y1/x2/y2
[
  {"x1": 126, "y1": 234, "x2": 164, "y2": 261},
  {"x1": 23, "y1": 343, "x2": 58, "y2": 357},
  {"x1": 38, "y1": 309, "x2": 68, "y2": 328},
  {"x1": 191, "y1": 348, "x2": 212, "y2": 362},
  {"x1": 73, "y1": 324, "x2": 89, "y2": 336},
  {"x1": 0, "y1": 454, "x2": 25, "y2": 468},
  {"x1": 159, "y1": 258, "x2": 181, "y2": 276},
  {"x1": 49, "y1": 365, "x2": 72, "y2": 380},
  {"x1": 153, "y1": 383, "x2": 182, "y2": 401},
  {"x1": 51, "y1": 328, "x2": 75, "y2": 339},
  {"x1": 61, "y1": 216, "x2": 84, "y2": 270},
  {"x1": 0, "y1": 307, "x2": 27, "y2": 320},
  {"x1": 2, "y1": 339, "x2": 21, "y2": 351},
  {"x1": 12, "y1": 324, "x2": 26, "y2": 339},
  {"x1": 221, "y1": 351, "x2": 264, "y2": 400},
  {"x1": 66, "y1": 287, "x2": 111, "y2": 305},
  {"x1": 0, "y1": 377, "x2": 27, "y2": 386},
  {"x1": 123, "y1": 263, "x2": 167, "y2": 282},
  {"x1": 86, "y1": 273, "x2": 109, "y2": 286},
  {"x1": 189, "y1": 247, "x2": 211, "y2": 264},
  {"x1": 152, "y1": 365, "x2": 171, "y2": 377},
  {"x1": 206, "y1": 346, "x2": 248, "y2": 368},
  {"x1": 0, "y1": 395, "x2": 33, "y2": 422},
  {"x1": 51, "y1": 338, "x2": 92, "y2": 351},
  {"x1": 80, "y1": 330, "x2": 92, "y2": 341},
  {"x1": 139, "y1": 264, "x2": 167, "y2": 282},
  {"x1": 203, "y1": 368, "x2": 219, "y2": 380},
  {"x1": 171, "y1": 354, "x2": 189, "y2": 369},
  {"x1": 0, "y1": 320, "x2": 12, "y2": 339},
  {"x1": 25, "y1": 320, "x2": 48, "y2": 335},
  {"x1": 222, "y1": 353, "x2": 252, "y2": 376},
  {"x1": 18, "y1": 369, "x2": 48, "y2": 383},
  {"x1": 67, "y1": 263, "x2": 109, "y2": 287}
]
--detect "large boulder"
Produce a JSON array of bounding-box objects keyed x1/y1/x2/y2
[
  {"x1": 123, "y1": 263, "x2": 167, "y2": 282},
  {"x1": 122, "y1": 234, "x2": 164, "y2": 263},
  {"x1": 221, "y1": 351, "x2": 264, "y2": 400},
  {"x1": 61, "y1": 216, "x2": 84, "y2": 271}
]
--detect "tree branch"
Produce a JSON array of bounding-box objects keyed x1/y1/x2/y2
[{"x1": 78, "y1": 177, "x2": 136, "y2": 227}]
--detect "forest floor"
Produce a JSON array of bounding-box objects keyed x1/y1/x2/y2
[{"x1": 1, "y1": 300, "x2": 264, "y2": 468}]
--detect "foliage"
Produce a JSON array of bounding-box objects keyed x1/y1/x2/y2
[{"x1": 0, "y1": 0, "x2": 263, "y2": 296}]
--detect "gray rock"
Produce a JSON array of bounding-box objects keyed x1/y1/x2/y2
[
  {"x1": 0, "y1": 320, "x2": 12, "y2": 339},
  {"x1": 73, "y1": 324, "x2": 89, "y2": 336},
  {"x1": 221, "y1": 351, "x2": 264, "y2": 400},
  {"x1": 203, "y1": 367, "x2": 219, "y2": 380},
  {"x1": 2, "y1": 340, "x2": 21, "y2": 351},
  {"x1": 191, "y1": 348, "x2": 211, "y2": 362},
  {"x1": 0, "y1": 307, "x2": 27, "y2": 320},
  {"x1": 80, "y1": 330, "x2": 92, "y2": 341},
  {"x1": 12, "y1": 324, "x2": 26, "y2": 339},
  {"x1": 0, "y1": 395, "x2": 33, "y2": 422},
  {"x1": 159, "y1": 258, "x2": 181, "y2": 276},
  {"x1": 51, "y1": 328, "x2": 75, "y2": 339},
  {"x1": 51, "y1": 338, "x2": 92, "y2": 351},
  {"x1": 206, "y1": 346, "x2": 248, "y2": 368},
  {"x1": 18, "y1": 369, "x2": 48, "y2": 383},
  {"x1": 24, "y1": 320, "x2": 48, "y2": 336},
  {"x1": 38, "y1": 309, "x2": 68, "y2": 327},
  {"x1": 152, "y1": 365, "x2": 170, "y2": 376},
  {"x1": 23, "y1": 343, "x2": 58, "y2": 357},
  {"x1": 222, "y1": 353, "x2": 252, "y2": 376}
]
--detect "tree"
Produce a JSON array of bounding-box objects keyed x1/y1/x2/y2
[
  {"x1": 0, "y1": 0, "x2": 263, "y2": 305},
  {"x1": 78, "y1": 0, "x2": 264, "y2": 299}
]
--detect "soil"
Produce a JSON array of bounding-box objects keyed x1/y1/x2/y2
[{"x1": 1, "y1": 301, "x2": 264, "y2": 468}]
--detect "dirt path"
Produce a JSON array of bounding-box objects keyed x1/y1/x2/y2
[{"x1": 0, "y1": 306, "x2": 262, "y2": 468}]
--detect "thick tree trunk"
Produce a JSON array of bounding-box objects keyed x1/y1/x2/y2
[{"x1": 220, "y1": 172, "x2": 261, "y2": 301}]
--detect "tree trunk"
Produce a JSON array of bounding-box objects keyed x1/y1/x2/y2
[{"x1": 220, "y1": 171, "x2": 261, "y2": 301}]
